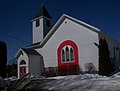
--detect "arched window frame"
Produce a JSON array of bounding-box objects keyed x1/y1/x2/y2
[
  {"x1": 58, "y1": 40, "x2": 79, "y2": 71},
  {"x1": 20, "y1": 60, "x2": 26, "y2": 65}
]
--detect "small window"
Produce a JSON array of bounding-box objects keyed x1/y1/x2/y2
[
  {"x1": 62, "y1": 49, "x2": 65, "y2": 62},
  {"x1": 70, "y1": 48, "x2": 74, "y2": 61},
  {"x1": 36, "y1": 19, "x2": 40, "y2": 27},
  {"x1": 20, "y1": 60, "x2": 26, "y2": 65},
  {"x1": 46, "y1": 20, "x2": 50, "y2": 27},
  {"x1": 66, "y1": 46, "x2": 69, "y2": 61}
]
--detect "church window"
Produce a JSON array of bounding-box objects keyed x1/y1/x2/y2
[
  {"x1": 66, "y1": 46, "x2": 69, "y2": 61},
  {"x1": 46, "y1": 20, "x2": 50, "y2": 27},
  {"x1": 62, "y1": 49, "x2": 65, "y2": 62},
  {"x1": 70, "y1": 48, "x2": 74, "y2": 61},
  {"x1": 20, "y1": 60, "x2": 26, "y2": 65},
  {"x1": 36, "y1": 19, "x2": 40, "y2": 27},
  {"x1": 61, "y1": 46, "x2": 75, "y2": 63}
]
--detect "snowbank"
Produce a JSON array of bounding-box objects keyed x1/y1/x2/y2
[
  {"x1": 46, "y1": 73, "x2": 120, "y2": 91},
  {"x1": 7, "y1": 73, "x2": 120, "y2": 91}
]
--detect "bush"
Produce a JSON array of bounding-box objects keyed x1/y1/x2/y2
[{"x1": 84, "y1": 63, "x2": 97, "y2": 74}]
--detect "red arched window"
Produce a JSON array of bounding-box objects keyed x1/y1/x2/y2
[{"x1": 58, "y1": 40, "x2": 79, "y2": 75}]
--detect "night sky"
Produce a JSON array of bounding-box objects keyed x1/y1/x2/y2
[{"x1": 0, "y1": 0, "x2": 120, "y2": 63}]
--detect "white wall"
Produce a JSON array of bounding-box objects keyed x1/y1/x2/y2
[
  {"x1": 36, "y1": 18, "x2": 99, "y2": 71},
  {"x1": 29, "y1": 55, "x2": 44, "y2": 76}
]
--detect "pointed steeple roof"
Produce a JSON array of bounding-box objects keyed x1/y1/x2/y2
[{"x1": 34, "y1": 4, "x2": 52, "y2": 19}]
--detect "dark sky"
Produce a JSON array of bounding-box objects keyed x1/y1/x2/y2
[{"x1": 0, "y1": 0, "x2": 120, "y2": 63}]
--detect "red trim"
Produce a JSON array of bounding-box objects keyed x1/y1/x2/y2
[{"x1": 58, "y1": 40, "x2": 79, "y2": 75}]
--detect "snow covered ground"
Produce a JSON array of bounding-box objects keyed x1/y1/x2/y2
[
  {"x1": 45, "y1": 73, "x2": 120, "y2": 91},
  {"x1": 5, "y1": 73, "x2": 120, "y2": 91}
]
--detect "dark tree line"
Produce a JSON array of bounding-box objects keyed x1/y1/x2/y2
[
  {"x1": 0, "y1": 41, "x2": 7, "y2": 78},
  {"x1": 6, "y1": 64, "x2": 17, "y2": 77},
  {"x1": 98, "y1": 39, "x2": 114, "y2": 76}
]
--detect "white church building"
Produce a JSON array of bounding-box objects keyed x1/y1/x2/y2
[{"x1": 15, "y1": 4, "x2": 120, "y2": 78}]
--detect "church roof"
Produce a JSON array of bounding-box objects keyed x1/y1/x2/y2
[
  {"x1": 15, "y1": 48, "x2": 41, "y2": 59},
  {"x1": 34, "y1": 4, "x2": 52, "y2": 19},
  {"x1": 21, "y1": 48, "x2": 40, "y2": 56}
]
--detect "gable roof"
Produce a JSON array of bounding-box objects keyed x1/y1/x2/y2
[
  {"x1": 27, "y1": 14, "x2": 101, "y2": 49},
  {"x1": 15, "y1": 48, "x2": 41, "y2": 59},
  {"x1": 21, "y1": 48, "x2": 40, "y2": 55},
  {"x1": 33, "y1": 4, "x2": 52, "y2": 19}
]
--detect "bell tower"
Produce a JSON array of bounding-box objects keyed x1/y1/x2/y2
[{"x1": 32, "y1": 4, "x2": 52, "y2": 43}]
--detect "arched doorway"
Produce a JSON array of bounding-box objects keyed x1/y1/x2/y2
[{"x1": 19, "y1": 60, "x2": 26, "y2": 78}]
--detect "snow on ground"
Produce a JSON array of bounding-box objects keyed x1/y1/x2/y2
[
  {"x1": 4, "y1": 73, "x2": 120, "y2": 91},
  {"x1": 45, "y1": 73, "x2": 120, "y2": 91}
]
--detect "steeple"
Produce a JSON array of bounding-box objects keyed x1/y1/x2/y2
[
  {"x1": 32, "y1": 4, "x2": 53, "y2": 43},
  {"x1": 34, "y1": 4, "x2": 52, "y2": 19}
]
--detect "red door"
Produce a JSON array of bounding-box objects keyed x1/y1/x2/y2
[{"x1": 20, "y1": 66, "x2": 26, "y2": 78}]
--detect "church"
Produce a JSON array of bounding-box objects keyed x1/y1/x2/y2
[{"x1": 15, "y1": 4, "x2": 120, "y2": 78}]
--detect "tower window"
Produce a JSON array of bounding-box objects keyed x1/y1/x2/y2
[
  {"x1": 36, "y1": 19, "x2": 40, "y2": 27},
  {"x1": 46, "y1": 20, "x2": 50, "y2": 27}
]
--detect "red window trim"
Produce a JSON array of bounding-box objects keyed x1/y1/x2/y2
[{"x1": 58, "y1": 40, "x2": 79, "y2": 67}]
